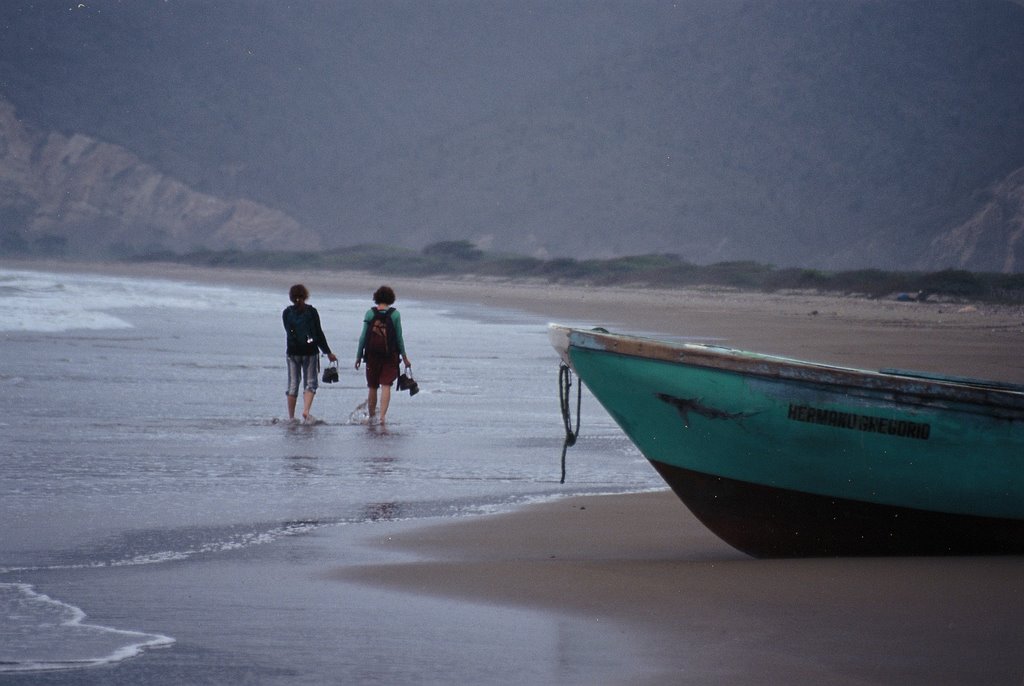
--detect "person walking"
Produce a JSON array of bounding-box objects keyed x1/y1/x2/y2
[
  {"x1": 283, "y1": 284, "x2": 337, "y2": 423},
  {"x1": 355, "y1": 285, "x2": 411, "y2": 424}
]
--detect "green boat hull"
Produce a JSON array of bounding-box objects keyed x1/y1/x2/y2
[{"x1": 552, "y1": 325, "x2": 1024, "y2": 557}]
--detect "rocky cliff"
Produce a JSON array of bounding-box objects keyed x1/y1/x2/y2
[
  {"x1": 0, "y1": 98, "x2": 317, "y2": 257},
  {"x1": 921, "y1": 167, "x2": 1024, "y2": 274}
]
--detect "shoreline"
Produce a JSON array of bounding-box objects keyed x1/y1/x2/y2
[{"x1": 5, "y1": 257, "x2": 1023, "y2": 382}]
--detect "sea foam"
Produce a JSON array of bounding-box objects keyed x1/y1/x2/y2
[
  {"x1": 0, "y1": 583, "x2": 174, "y2": 673},
  {"x1": 0, "y1": 268, "x2": 273, "y2": 333}
]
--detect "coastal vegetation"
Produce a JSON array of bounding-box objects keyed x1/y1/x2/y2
[{"x1": 135, "y1": 241, "x2": 1024, "y2": 304}]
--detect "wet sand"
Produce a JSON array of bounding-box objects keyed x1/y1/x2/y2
[
  {"x1": 9, "y1": 258, "x2": 1024, "y2": 683},
  {"x1": 339, "y1": 492, "x2": 1024, "y2": 683}
]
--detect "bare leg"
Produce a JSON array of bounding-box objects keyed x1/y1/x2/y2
[
  {"x1": 367, "y1": 387, "x2": 378, "y2": 420},
  {"x1": 302, "y1": 390, "x2": 315, "y2": 421},
  {"x1": 379, "y1": 385, "x2": 392, "y2": 424},
  {"x1": 286, "y1": 394, "x2": 297, "y2": 420}
]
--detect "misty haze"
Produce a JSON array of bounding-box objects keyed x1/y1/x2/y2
[{"x1": 1, "y1": 1, "x2": 1022, "y2": 272}]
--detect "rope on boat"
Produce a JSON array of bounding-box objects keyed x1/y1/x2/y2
[{"x1": 558, "y1": 363, "x2": 581, "y2": 484}]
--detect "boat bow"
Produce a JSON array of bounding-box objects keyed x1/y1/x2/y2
[{"x1": 549, "y1": 323, "x2": 1024, "y2": 557}]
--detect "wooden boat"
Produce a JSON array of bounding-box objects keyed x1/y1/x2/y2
[{"x1": 549, "y1": 324, "x2": 1024, "y2": 557}]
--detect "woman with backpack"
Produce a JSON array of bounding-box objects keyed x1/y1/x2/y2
[
  {"x1": 283, "y1": 284, "x2": 337, "y2": 423},
  {"x1": 355, "y1": 285, "x2": 411, "y2": 424}
]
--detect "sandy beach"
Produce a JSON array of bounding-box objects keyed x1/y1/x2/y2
[
  {"x1": 7, "y1": 258, "x2": 1024, "y2": 683},
  {"x1": 306, "y1": 261, "x2": 1024, "y2": 683}
]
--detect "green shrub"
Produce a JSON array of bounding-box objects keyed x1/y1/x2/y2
[
  {"x1": 422, "y1": 240, "x2": 483, "y2": 261},
  {"x1": 127, "y1": 246, "x2": 1024, "y2": 304}
]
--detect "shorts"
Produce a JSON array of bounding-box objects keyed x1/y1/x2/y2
[
  {"x1": 286, "y1": 355, "x2": 319, "y2": 396},
  {"x1": 364, "y1": 353, "x2": 400, "y2": 389}
]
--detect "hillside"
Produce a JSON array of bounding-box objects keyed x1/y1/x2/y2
[
  {"x1": 1, "y1": 1, "x2": 1023, "y2": 270},
  {"x1": 921, "y1": 166, "x2": 1024, "y2": 273},
  {"x1": 0, "y1": 99, "x2": 315, "y2": 255}
]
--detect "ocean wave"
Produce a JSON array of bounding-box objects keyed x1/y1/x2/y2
[
  {"x1": 0, "y1": 583, "x2": 174, "y2": 673},
  {"x1": 0, "y1": 268, "x2": 273, "y2": 333},
  {"x1": 0, "y1": 267, "x2": 371, "y2": 333},
  {"x1": 0, "y1": 520, "x2": 324, "y2": 576}
]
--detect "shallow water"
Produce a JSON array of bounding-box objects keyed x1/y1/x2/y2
[{"x1": 0, "y1": 267, "x2": 660, "y2": 680}]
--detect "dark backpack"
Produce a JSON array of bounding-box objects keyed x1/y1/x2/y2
[
  {"x1": 286, "y1": 307, "x2": 315, "y2": 349},
  {"x1": 366, "y1": 308, "x2": 397, "y2": 356}
]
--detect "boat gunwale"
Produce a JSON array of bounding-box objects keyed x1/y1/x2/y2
[{"x1": 550, "y1": 324, "x2": 1024, "y2": 414}]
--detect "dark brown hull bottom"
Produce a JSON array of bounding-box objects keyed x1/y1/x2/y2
[{"x1": 651, "y1": 461, "x2": 1024, "y2": 558}]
